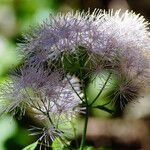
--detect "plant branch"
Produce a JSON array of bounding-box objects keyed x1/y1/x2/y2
[
  {"x1": 79, "y1": 106, "x2": 89, "y2": 150},
  {"x1": 89, "y1": 72, "x2": 112, "y2": 106},
  {"x1": 66, "y1": 75, "x2": 83, "y2": 102},
  {"x1": 80, "y1": 78, "x2": 89, "y2": 150}
]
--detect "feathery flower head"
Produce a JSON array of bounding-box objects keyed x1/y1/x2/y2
[
  {"x1": 0, "y1": 65, "x2": 82, "y2": 116},
  {"x1": 1, "y1": 8, "x2": 150, "y2": 116},
  {"x1": 19, "y1": 10, "x2": 149, "y2": 74},
  {"x1": 0, "y1": 9, "x2": 150, "y2": 148}
]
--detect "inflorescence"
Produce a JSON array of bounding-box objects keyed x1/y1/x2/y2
[{"x1": 0, "y1": 9, "x2": 150, "y2": 148}]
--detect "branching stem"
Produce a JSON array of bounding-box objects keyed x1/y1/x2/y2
[
  {"x1": 79, "y1": 78, "x2": 89, "y2": 150},
  {"x1": 89, "y1": 72, "x2": 112, "y2": 106}
]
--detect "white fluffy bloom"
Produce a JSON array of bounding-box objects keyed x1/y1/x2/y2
[{"x1": 88, "y1": 10, "x2": 150, "y2": 55}]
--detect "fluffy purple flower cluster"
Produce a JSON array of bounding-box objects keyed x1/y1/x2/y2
[{"x1": 0, "y1": 9, "x2": 150, "y2": 146}]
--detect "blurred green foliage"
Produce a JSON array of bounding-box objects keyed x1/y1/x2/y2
[
  {"x1": 0, "y1": 115, "x2": 17, "y2": 150},
  {"x1": 0, "y1": 37, "x2": 18, "y2": 77},
  {"x1": 0, "y1": 115, "x2": 34, "y2": 150}
]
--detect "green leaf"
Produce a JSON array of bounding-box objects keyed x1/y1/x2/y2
[
  {"x1": 86, "y1": 71, "x2": 116, "y2": 117},
  {"x1": 22, "y1": 141, "x2": 38, "y2": 150},
  {"x1": 52, "y1": 138, "x2": 64, "y2": 150},
  {"x1": 94, "y1": 105, "x2": 114, "y2": 114}
]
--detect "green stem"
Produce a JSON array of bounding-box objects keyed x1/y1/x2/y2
[
  {"x1": 66, "y1": 75, "x2": 83, "y2": 102},
  {"x1": 79, "y1": 73, "x2": 112, "y2": 149},
  {"x1": 79, "y1": 75, "x2": 89, "y2": 149},
  {"x1": 93, "y1": 105, "x2": 114, "y2": 114},
  {"x1": 80, "y1": 106, "x2": 89, "y2": 150}
]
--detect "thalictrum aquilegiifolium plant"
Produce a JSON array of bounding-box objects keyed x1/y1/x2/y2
[{"x1": 0, "y1": 9, "x2": 150, "y2": 149}]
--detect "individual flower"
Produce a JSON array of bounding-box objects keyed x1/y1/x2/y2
[
  {"x1": 110, "y1": 75, "x2": 142, "y2": 110},
  {"x1": 29, "y1": 125, "x2": 65, "y2": 149}
]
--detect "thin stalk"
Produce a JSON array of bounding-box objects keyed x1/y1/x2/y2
[
  {"x1": 40, "y1": 98, "x2": 54, "y2": 125},
  {"x1": 79, "y1": 72, "x2": 112, "y2": 149},
  {"x1": 79, "y1": 106, "x2": 89, "y2": 150},
  {"x1": 46, "y1": 112, "x2": 54, "y2": 125},
  {"x1": 79, "y1": 77, "x2": 89, "y2": 150},
  {"x1": 92, "y1": 105, "x2": 114, "y2": 114},
  {"x1": 89, "y1": 72, "x2": 112, "y2": 106},
  {"x1": 66, "y1": 75, "x2": 83, "y2": 102}
]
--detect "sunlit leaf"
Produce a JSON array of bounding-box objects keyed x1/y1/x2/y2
[
  {"x1": 52, "y1": 138, "x2": 64, "y2": 150},
  {"x1": 22, "y1": 141, "x2": 38, "y2": 150},
  {"x1": 86, "y1": 71, "x2": 116, "y2": 117},
  {"x1": 93, "y1": 105, "x2": 114, "y2": 114}
]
